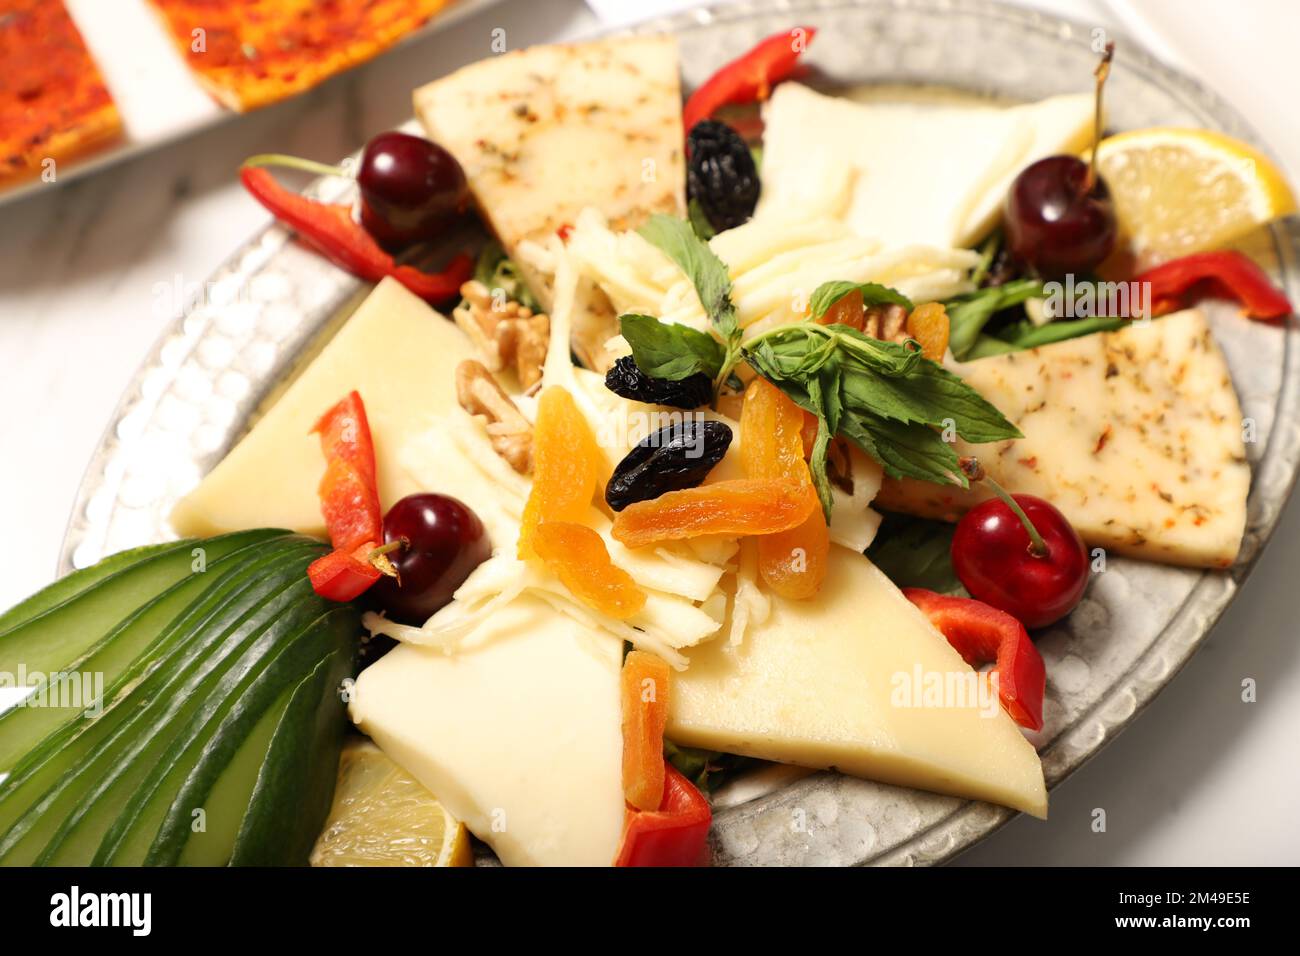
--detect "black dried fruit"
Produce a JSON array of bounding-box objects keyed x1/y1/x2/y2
[
  {"x1": 687, "y1": 120, "x2": 760, "y2": 233},
  {"x1": 606, "y1": 420, "x2": 733, "y2": 511},
  {"x1": 604, "y1": 356, "x2": 713, "y2": 409}
]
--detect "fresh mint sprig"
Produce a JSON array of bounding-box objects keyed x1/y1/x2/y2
[
  {"x1": 617, "y1": 219, "x2": 1022, "y2": 519},
  {"x1": 743, "y1": 318, "x2": 1022, "y2": 516},
  {"x1": 637, "y1": 214, "x2": 744, "y2": 392},
  {"x1": 809, "y1": 281, "x2": 914, "y2": 319},
  {"x1": 619, "y1": 313, "x2": 725, "y2": 380}
]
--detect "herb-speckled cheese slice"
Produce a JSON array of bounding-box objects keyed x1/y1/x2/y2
[
  {"x1": 875, "y1": 309, "x2": 1249, "y2": 568},
  {"x1": 414, "y1": 37, "x2": 685, "y2": 369},
  {"x1": 669, "y1": 546, "x2": 1048, "y2": 817}
]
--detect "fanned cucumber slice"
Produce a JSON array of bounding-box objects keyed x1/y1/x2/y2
[
  {"x1": 226, "y1": 627, "x2": 355, "y2": 866},
  {"x1": 173, "y1": 687, "x2": 293, "y2": 867},
  {"x1": 0, "y1": 541, "x2": 184, "y2": 635},
  {"x1": 0, "y1": 540, "x2": 322, "y2": 863},
  {"x1": 0, "y1": 532, "x2": 292, "y2": 773},
  {"x1": 0, "y1": 531, "x2": 360, "y2": 867},
  {"x1": 151, "y1": 607, "x2": 355, "y2": 867},
  {"x1": 94, "y1": 605, "x2": 350, "y2": 867},
  {"x1": 36, "y1": 574, "x2": 333, "y2": 867},
  {"x1": 0, "y1": 530, "x2": 283, "y2": 677}
]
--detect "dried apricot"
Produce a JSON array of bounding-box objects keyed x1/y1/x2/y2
[
  {"x1": 799, "y1": 410, "x2": 819, "y2": 460},
  {"x1": 610, "y1": 478, "x2": 814, "y2": 549},
  {"x1": 819, "y1": 286, "x2": 865, "y2": 330},
  {"x1": 907, "y1": 301, "x2": 950, "y2": 361},
  {"x1": 532, "y1": 522, "x2": 646, "y2": 619},
  {"x1": 741, "y1": 377, "x2": 829, "y2": 599},
  {"x1": 621, "y1": 650, "x2": 670, "y2": 811},
  {"x1": 518, "y1": 386, "x2": 606, "y2": 558},
  {"x1": 741, "y1": 377, "x2": 807, "y2": 482}
]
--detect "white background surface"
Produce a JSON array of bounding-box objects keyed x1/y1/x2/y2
[{"x1": 1, "y1": 0, "x2": 1297, "y2": 865}]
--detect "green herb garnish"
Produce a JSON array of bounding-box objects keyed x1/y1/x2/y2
[
  {"x1": 866, "y1": 512, "x2": 968, "y2": 594},
  {"x1": 663, "y1": 740, "x2": 756, "y2": 793},
  {"x1": 637, "y1": 214, "x2": 744, "y2": 391},
  {"x1": 744, "y1": 317, "x2": 1021, "y2": 516},
  {"x1": 618, "y1": 313, "x2": 726, "y2": 381},
  {"x1": 809, "y1": 280, "x2": 914, "y2": 320},
  {"x1": 621, "y1": 219, "x2": 1022, "y2": 518},
  {"x1": 966, "y1": 315, "x2": 1127, "y2": 359},
  {"x1": 471, "y1": 240, "x2": 541, "y2": 312},
  {"x1": 944, "y1": 277, "x2": 1044, "y2": 360},
  {"x1": 686, "y1": 199, "x2": 717, "y2": 241}
]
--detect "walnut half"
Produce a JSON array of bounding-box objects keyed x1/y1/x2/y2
[
  {"x1": 453, "y1": 280, "x2": 549, "y2": 390},
  {"x1": 455, "y1": 359, "x2": 533, "y2": 474},
  {"x1": 863, "y1": 303, "x2": 909, "y2": 345}
]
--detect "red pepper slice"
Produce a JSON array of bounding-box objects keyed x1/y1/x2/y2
[
  {"x1": 902, "y1": 588, "x2": 1047, "y2": 732},
  {"x1": 682, "y1": 26, "x2": 816, "y2": 134},
  {"x1": 307, "y1": 541, "x2": 383, "y2": 602},
  {"x1": 614, "y1": 762, "x2": 712, "y2": 867},
  {"x1": 308, "y1": 391, "x2": 391, "y2": 602},
  {"x1": 312, "y1": 391, "x2": 382, "y2": 552},
  {"x1": 1135, "y1": 250, "x2": 1292, "y2": 322},
  {"x1": 239, "y1": 166, "x2": 473, "y2": 304}
]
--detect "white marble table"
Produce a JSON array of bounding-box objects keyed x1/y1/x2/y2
[{"x1": 1, "y1": 0, "x2": 1296, "y2": 866}]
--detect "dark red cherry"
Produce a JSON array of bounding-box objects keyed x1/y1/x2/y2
[
  {"x1": 367, "y1": 493, "x2": 490, "y2": 625},
  {"x1": 951, "y1": 493, "x2": 1089, "y2": 630},
  {"x1": 1004, "y1": 155, "x2": 1117, "y2": 280},
  {"x1": 356, "y1": 132, "x2": 469, "y2": 248}
]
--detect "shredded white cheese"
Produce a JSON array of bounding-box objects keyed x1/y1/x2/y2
[
  {"x1": 728, "y1": 539, "x2": 770, "y2": 646},
  {"x1": 564, "y1": 207, "x2": 980, "y2": 339}
]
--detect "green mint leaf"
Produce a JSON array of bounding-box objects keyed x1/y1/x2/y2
[
  {"x1": 809, "y1": 280, "x2": 914, "y2": 320},
  {"x1": 839, "y1": 360, "x2": 1022, "y2": 444},
  {"x1": 619, "y1": 314, "x2": 726, "y2": 381},
  {"x1": 867, "y1": 512, "x2": 967, "y2": 593},
  {"x1": 965, "y1": 315, "x2": 1127, "y2": 359},
  {"x1": 945, "y1": 278, "x2": 1043, "y2": 360},
  {"x1": 638, "y1": 214, "x2": 738, "y2": 337},
  {"x1": 839, "y1": 412, "x2": 966, "y2": 486},
  {"x1": 804, "y1": 364, "x2": 841, "y2": 522},
  {"x1": 687, "y1": 199, "x2": 717, "y2": 240},
  {"x1": 826, "y1": 325, "x2": 923, "y2": 376}
]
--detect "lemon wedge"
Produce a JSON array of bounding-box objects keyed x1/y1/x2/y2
[
  {"x1": 1090, "y1": 127, "x2": 1296, "y2": 273},
  {"x1": 310, "y1": 739, "x2": 472, "y2": 867}
]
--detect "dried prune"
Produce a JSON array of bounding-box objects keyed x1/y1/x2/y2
[
  {"x1": 687, "y1": 120, "x2": 760, "y2": 233},
  {"x1": 604, "y1": 356, "x2": 713, "y2": 409},
  {"x1": 605, "y1": 419, "x2": 733, "y2": 511}
]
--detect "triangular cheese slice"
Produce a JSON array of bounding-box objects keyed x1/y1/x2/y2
[
  {"x1": 415, "y1": 36, "x2": 686, "y2": 370},
  {"x1": 351, "y1": 595, "x2": 626, "y2": 867},
  {"x1": 669, "y1": 546, "x2": 1048, "y2": 817},
  {"x1": 170, "y1": 277, "x2": 475, "y2": 538},
  {"x1": 875, "y1": 309, "x2": 1249, "y2": 568},
  {"x1": 755, "y1": 82, "x2": 1094, "y2": 248}
]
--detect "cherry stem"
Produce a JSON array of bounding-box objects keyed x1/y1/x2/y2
[
  {"x1": 367, "y1": 537, "x2": 408, "y2": 580},
  {"x1": 960, "y1": 457, "x2": 1049, "y2": 558},
  {"x1": 1085, "y1": 41, "x2": 1115, "y2": 194},
  {"x1": 243, "y1": 153, "x2": 352, "y2": 180}
]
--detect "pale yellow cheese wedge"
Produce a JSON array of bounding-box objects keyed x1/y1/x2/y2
[
  {"x1": 670, "y1": 546, "x2": 1048, "y2": 818},
  {"x1": 414, "y1": 36, "x2": 685, "y2": 370},
  {"x1": 170, "y1": 277, "x2": 474, "y2": 538},
  {"x1": 350, "y1": 595, "x2": 626, "y2": 867},
  {"x1": 755, "y1": 82, "x2": 1094, "y2": 249},
  {"x1": 875, "y1": 309, "x2": 1249, "y2": 568}
]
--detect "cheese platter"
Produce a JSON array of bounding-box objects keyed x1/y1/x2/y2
[{"x1": 5, "y1": 0, "x2": 1297, "y2": 868}]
